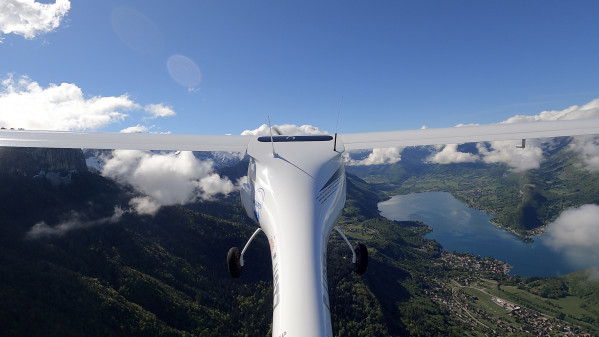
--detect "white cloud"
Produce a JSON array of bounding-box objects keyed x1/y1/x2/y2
[
  {"x1": 423, "y1": 121, "x2": 544, "y2": 171},
  {"x1": 569, "y1": 135, "x2": 599, "y2": 171},
  {"x1": 144, "y1": 103, "x2": 175, "y2": 118},
  {"x1": 423, "y1": 98, "x2": 599, "y2": 171},
  {"x1": 120, "y1": 124, "x2": 150, "y2": 133},
  {"x1": 129, "y1": 196, "x2": 160, "y2": 215},
  {"x1": 504, "y1": 98, "x2": 599, "y2": 123},
  {"x1": 0, "y1": 0, "x2": 70, "y2": 41},
  {"x1": 101, "y1": 150, "x2": 235, "y2": 215},
  {"x1": 26, "y1": 206, "x2": 124, "y2": 239},
  {"x1": 500, "y1": 98, "x2": 599, "y2": 172},
  {"x1": 241, "y1": 123, "x2": 328, "y2": 136},
  {"x1": 587, "y1": 267, "x2": 599, "y2": 281},
  {"x1": 0, "y1": 74, "x2": 134, "y2": 130},
  {"x1": 543, "y1": 204, "x2": 599, "y2": 270},
  {"x1": 476, "y1": 140, "x2": 544, "y2": 172},
  {"x1": 346, "y1": 147, "x2": 403, "y2": 166},
  {"x1": 427, "y1": 144, "x2": 479, "y2": 165},
  {"x1": 0, "y1": 74, "x2": 176, "y2": 131}
]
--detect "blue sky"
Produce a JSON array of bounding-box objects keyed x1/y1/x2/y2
[
  {"x1": 1, "y1": 0, "x2": 598, "y2": 135},
  {"x1": 4, "y1": 1, "x2": 599, "y2": 268}
]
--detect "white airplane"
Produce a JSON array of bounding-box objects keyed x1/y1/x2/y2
[{"x1": 2, "y1": 119, "x2": 599, "y2": 336}]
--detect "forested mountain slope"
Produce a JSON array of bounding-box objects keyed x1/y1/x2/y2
[
  {"x1": 0, "y1": 169, "x2": 467, "y2": 336},
  {"x1": 1, "y1": 155, "x2": 597, "y2": 336}
]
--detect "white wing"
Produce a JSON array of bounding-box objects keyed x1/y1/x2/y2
[
  {"x1": 0, "y1": 130, "x2": 250, "y2": 152},
  {"x1": 3, "y1": 119, "x2": 599, "y2": 152},
  {"x1": 340, "y1": 119, "x2": 599, "y2": 150}
]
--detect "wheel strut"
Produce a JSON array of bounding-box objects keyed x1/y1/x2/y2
[
  {"x1": 240, "y1": 228, "x2": 262, "y2": 267},
  {"x1": 334, "y1": 226, "x2": 356, "y2": 263},
  {"x1": 334, "y1": 226, "x2": 368, "y2": 274},
  {"x1": 227, "y1": 228, "x2": 262, "y2": 278}
]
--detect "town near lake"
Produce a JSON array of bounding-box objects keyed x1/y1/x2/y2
[{"x1": 425, "y1": 252, "x2": 595, "y2": 336}]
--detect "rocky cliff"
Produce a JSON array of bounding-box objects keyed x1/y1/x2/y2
[{"x1": 0, "y1": 147, "x2": 88, "y2": 176}]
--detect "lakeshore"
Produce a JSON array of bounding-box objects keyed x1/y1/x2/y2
[{"x1": 378, "y1": 191, "x2": 582, "y2": 277}]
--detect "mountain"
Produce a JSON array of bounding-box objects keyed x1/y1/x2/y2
[
  {"x1": 1, "y1": 148, "x2": 598, "y2": 336},
  {"x1": 193, "y1": 151, "x2": 245, "y2": 169},
  {"x1": 347, "y1": 138, "x2": 599, "y2": 237},
  {"x1": 0, "y1": 147, "x2": 87, "y2": 176},
  {"x1": 0, "y1": 149, "x2": 465, "y2": 336},
  {"x1": 0, "y1": 169, "x2": 273, "y2": 336}
]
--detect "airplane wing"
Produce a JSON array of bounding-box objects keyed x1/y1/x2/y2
[
  {"x1": 0, "y1": 130, "x2": 251, "y2": 152},
  {"x1": 2, "y1": 119, "x2": 599, "y2": 152},
  {"x1": 340, "y1": 119, "x2": 599, "y2": 151}
]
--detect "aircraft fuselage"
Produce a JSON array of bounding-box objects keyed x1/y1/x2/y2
[{"x1": 240, "y1": 135, "x2": 346, "y2": 337}]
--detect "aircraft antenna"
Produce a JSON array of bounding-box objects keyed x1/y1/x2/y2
[
  {"x1": 268, "y1": 116, "x2": 276, "y2": 157},
  {"x1": 334, "y1": 96, "x2": 343, "y2": 151}
]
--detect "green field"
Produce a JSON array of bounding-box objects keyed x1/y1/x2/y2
[{"x1": 485, "y1": 284, "x2": 599, "y2": 335}]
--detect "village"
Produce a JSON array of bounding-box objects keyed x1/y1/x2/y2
[{"x1": 423, "y1": 252, "x2": 590, "y2": 336}]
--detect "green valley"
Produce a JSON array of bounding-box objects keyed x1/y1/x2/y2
[
  {"x1": 0, "y1": 162, "x2": 598, "y2": 335},
  {"x1": 347, "y1": 139, "x2": 599, "y2": 239}
]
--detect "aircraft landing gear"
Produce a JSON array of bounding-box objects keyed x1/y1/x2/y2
[
  {"x1": 354, "y1": 243, "x2": 368, "y2": 275},
  {"x1": 227, "y1": 228, "x2": 262, "y2": 278},
  {"x1": 227, "y1": 247, "x2": 242, "y2": 278},
  {"x1": 334, "y1": 226, "x2": 368, "y2": 275}
]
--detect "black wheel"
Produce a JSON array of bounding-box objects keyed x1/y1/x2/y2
[
  {"x1": 354, "y1": 243, "x2": 368, "y2": 275},
  {"x1": 227, "y1": 247, "x2": 242, "y2": 278}
]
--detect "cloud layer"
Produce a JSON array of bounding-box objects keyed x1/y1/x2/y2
[
  {"x1": 424, "y1": 98, "x2": 599, "y2": 172},
  {"x1": 1, "y1": 73, "x2": 229, "y2": 217},
  {"x1": 144, "y1": 103, "x2": 175, "y2": 119},
  {"x1": 570, "y1": 135, "x2": 599, "y2": 171},
  {"x1": 241, "y1": 123, "x2": 328, "y2": 136},
  {"x1": 120, "y1": 124, "x2": 150, "y2": 134},
  {"x1": 543, "y1": 204, "x2": 599, "y2": 270},
  {"x1": 504, "y1": 98, "x2": 599, "y2": 123},
  {"x1": 96, "y1": 123, "x2": 327, "y2": 215},
  {"x1": 0, "y1": 74, "x2": 174, "y2": 131},
  {"x1": 0, "y1": 0, "x2": 71, "y2": 41},
  {"x1": 101, "y1": 150, "x2": 235, "y2": 214},
  {"x1": 26, "y1": 207, "x2": 124, "y2": 239},
  {"x1": 476, "y1": 140, "x2": 544, "y2": 172},
  {"x1": 346, "y1": 147, "x2": 403, "y2": 166},
  {"x1": 427, "y1": 144, "x2": 478, "y2": 165}
]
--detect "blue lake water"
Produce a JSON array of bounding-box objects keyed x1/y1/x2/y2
[{"x1": 378, "y1": 192, "x2": 577, "y2": 277}]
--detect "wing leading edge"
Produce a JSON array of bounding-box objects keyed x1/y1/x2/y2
[
  {"x1": 340, "y1": 119, "x2": 599, "y2": 151},
  {"x1": 0, "y1": 130, "x2": 251, "y2": 152},
  {"x1": 2, "y1": 119, "x2": 599, "y2": 152}
]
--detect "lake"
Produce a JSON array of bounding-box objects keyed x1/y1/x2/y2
[{"x1": 378, "y1": 192, "x2": 577, "y2": 277}]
